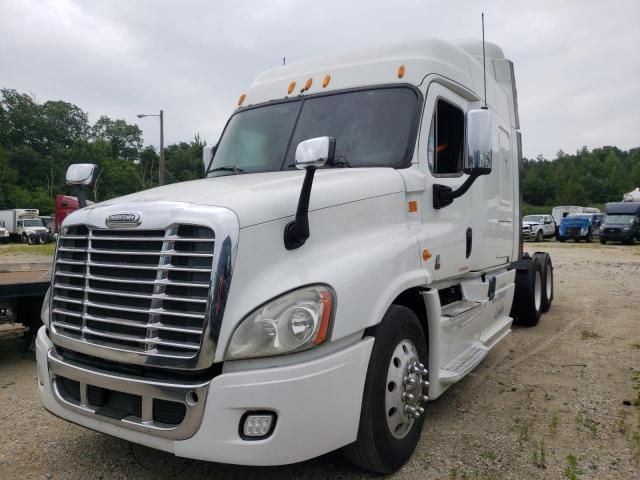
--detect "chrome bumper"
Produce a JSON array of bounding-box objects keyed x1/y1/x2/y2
[{"x1": 47, "y1": 348, "x2": 210, "y2": 440}]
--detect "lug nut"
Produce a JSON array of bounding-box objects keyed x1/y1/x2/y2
[
  {"x1": 421, "y1": 379, "x2": 429, "y2": 387},
  {"x1": 402, "y1": 392, "x2": 415, "y2": 401},
  {"x1": 421, "y1": 394, "x2": 429, "y2": 402},
  {"x1": 417, "y1": 406, "x2": 425, "y2": 415},
  {"x1": 405, "y1": 405, "x2": 417, "y2": 414},
  {"x1": 421, "y1": 368, "x2": 428, "y2": 376},
  {"x1": 417, "y1": 363, "x2": 425, "y2": 370},
  {"x1": 404, "y1": 376, "x2": 416, "y2": 386}
]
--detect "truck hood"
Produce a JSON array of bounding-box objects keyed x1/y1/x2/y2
[
  {"x1": 93, "y1": 168, "x2": 406, "y2": 228},
  {"x1": 522, "y1": 221, "x2": 541, "y2": 227}
]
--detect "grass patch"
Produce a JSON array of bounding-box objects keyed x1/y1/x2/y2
[
  {"x1": 630, "y1": 341, "x2": 640, "y2": 350},
  {"x1": 532, "y1": 441, "x2": 546, "y2": 469},
  {"x1": 563, "y1": 454, "x2": 583, "y2": 479},
  {"x1": 514, "y1": 417, "x2": 532, "y2": 448},
  {"x1": 549, "y1": 412, "x2": 559, "y2": 436},
  {"x1": 633, "y1": 370, "x2": 640, "y2": 406},
  {"x1": 575, "y1": 412, "x2": 598, "y2": 437},
  {"x1": 579, "y1": 328, "x2": 600, "y2": 340},
  {"x1": 0, "y1": 243, "x2": 55, "y2": 256}
]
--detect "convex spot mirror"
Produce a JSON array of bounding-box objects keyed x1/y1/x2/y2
[
  {"x1": 295, "y1": 136, "x2": 336, "y2": 169},
  {"x1": 202, "y1": 144, "x2": 217, "y2": 175},
  {"x1": 464, "y1": 109, "x2": 493, "y2": 176},
  {"x1": 66, "y1": 163, "x2": 98, "y2": 186}
]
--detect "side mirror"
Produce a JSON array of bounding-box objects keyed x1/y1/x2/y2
[
  {"x1": 66, "y1": 163, "x2": 97, "y2": 186},
  {"x1": 202, "y1": 144, "x2": 217, "y2": 175},
  {"x1": 294, "y1": 136, "x2": 335, "y2": 169},
  {"x1": 433, "y1": 109, "x2": 492, "y2": 209},
  {"x1": 284, "y1": 136, "x2": 336, "y2": 250},
  {"x1": 464, "y1": 109, "x2": 492, "y2": 175},
  {"x1": 66, "y1": 163, "x2": 97, "y2": 209}
]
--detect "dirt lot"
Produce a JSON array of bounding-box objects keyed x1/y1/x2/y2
[{"x1": 1, "y1": 242, "x2": 639, "y2": 479}]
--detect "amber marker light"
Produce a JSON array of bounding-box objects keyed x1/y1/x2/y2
[
  {"x1": 312, "y1": 290, "x2": 333, "y2": 346},
  {"x1": 304, "y1": 78, "x2": 313, "y2": 90},
  {"x1": 397, "y1": 65, "x2": 406, "y2": 78},
  {"x1": 322, "y1": 74, "x2": 331, "y2": 88},
  {"x1": 237, "y1": 93, "x2": 246, "y2": 106},
  {"x1": 423, "y1": 249, "x2": 432, "y2": 261},
  {"x1": 408, "y1": 200, "x2": 418, "y2": 212},
  {"x1": 287, "y1": 81, "x2": 296, "y2": 94}
]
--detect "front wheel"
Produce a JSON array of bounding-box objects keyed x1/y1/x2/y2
[
  {"x1": 600, "y1": 238, "x2": 606, "y2": 245},
  {"x1": 535, "y1": 230, "x2": 543, "y2": 242},
  {"x1": 343, "y1": 305, "x2": 428, "y2": 473},
  {"x1": 585, "y1": 231, "x2": 592, "y2": 243},
  {"x1": 558, "y1": 236, "x2": 565, "y2": 243}
]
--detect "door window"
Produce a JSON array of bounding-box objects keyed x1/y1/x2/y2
[{"x1": 427, "y1": 99, "x2": 465, "y2": 175}]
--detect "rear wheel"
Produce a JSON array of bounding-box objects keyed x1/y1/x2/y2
[
  {"x1": 559, "y1": 236, "x2": 565, "y2": 243},
  {"x1": 343, "y1": 305, "x2": 428, "y2": 473},
  {"x1": 512, "y1": 255, "x2": 543, "y2": 327},
  {"x1": 535, "y1": 252, "x2": 553, "y2": 313},
  {"x1": 600, "y1": 238, "x2": 606, "y2": 245}
]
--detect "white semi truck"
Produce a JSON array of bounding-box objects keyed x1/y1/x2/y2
[
  {"x1": 0, "y1": 208, "x2": 52, "y2": 244},
  {"x1": 36, "y1": 38, "x2": 553, "y2": 473}
]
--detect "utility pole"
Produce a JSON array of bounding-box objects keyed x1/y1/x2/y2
[
  {"x1": 159, "y1": 110, "x2": 165, "y2": 185},
  {"x1": 137, "y1": 110, "x2": 166, "y2": 185}
]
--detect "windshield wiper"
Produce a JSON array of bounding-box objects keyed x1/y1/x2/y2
[{"x1": 209, "y1": 165, "x2": 245, "y2": 175}]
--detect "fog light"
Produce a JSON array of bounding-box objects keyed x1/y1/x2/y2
[{"x1": 241, "y1": 412, "x2": 276, "y2": 439}]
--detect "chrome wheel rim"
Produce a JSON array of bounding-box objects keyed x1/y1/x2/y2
[
  {"x1": 385, "y1": 339, "x2": 428, "y2": 439},
  {"x1": 545, "y1": 265, "x2": 552, "y2": 301},
  {"x1": 534, "y1": 270, "x2": 542, "y2": 312}
]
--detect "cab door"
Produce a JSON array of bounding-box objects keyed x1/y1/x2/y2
[{"x1": 418, "y1": 82, "x2": 494, "y2": 280}]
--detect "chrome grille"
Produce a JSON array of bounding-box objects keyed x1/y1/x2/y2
[{"x1": 51, "y1": 224, "x2": 215, "y2": 358}]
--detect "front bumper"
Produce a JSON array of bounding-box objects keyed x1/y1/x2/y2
[{"x1": 37, "y1": 327, "x2": 374, "y2": 466}]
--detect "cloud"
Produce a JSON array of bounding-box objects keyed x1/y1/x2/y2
[{"x1": 1, "y1": 0, "x2": 638, "y2": 158}]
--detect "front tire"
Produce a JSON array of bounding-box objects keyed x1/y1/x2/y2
[
  {"x1": 343, "y1": 305, "x2": 428, "y2": 473},
  {"x1": 600, "y1": 238, "x2": 606, "y2": 245},
  {"x1": 535, "y1": 230, "x2": 543, "y2": 242}
]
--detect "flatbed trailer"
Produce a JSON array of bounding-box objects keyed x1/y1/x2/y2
[{"x1": 0, "y1": 270, "x2": 49, "y2": 340}]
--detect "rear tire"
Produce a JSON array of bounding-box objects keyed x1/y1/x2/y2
[
  {"x1": 534, "y1": 252, "x2": 553, "y2": 313},
  {"x1": 600, "y1": 238, "x2": 606, "y2": 245},
  {"x1": 343, "y1": 305, "x2": 428, "y2": 474},
  {"x1": 559, "y1": 237, "x2": 565, "y2": 243},
  {"x1": 512, "y1": 255, "x2": 543, "y2": 327}
]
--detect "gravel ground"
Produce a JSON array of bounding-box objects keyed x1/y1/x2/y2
[{"x1": 1, "y1": 242, "x2": 639, "y2": 479}]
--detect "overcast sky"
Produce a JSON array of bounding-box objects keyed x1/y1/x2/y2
[{"x1": 1, "y1": 0, "x2": 638, "y2": 159}]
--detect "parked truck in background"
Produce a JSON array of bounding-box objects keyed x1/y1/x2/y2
[
  {"x1": 551, "y1": 205, "x2": 600, "y2": 236},
  {"x1": 521, "y1": 214, "x2": 556, "y2": 242},
  {"x1": 0, "y1": 225, "x2": 9, "y2": 244},
  {"x1": 600, "y1": 202, "x2": 640, "y2": 244},
  {"x1": 36, "y1": 38, "x2": 554, "y2": 473},
  {"x1": 0, "y1": 209, "x2": 52, "y2": 244}
]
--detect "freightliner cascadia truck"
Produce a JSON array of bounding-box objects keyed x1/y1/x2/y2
[{"x1": 36, "y1": 38, "x2": 553, "y2": 473}]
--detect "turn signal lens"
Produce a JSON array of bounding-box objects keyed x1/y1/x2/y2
[
  {"x1": 287, "y1": 81, "x2": 296, "y2": 94},
  {"x1": 322, "y1": 74, "x2": 331, "y2": 87},
  {"x1": 423, "y1": 249, "x2": 432, "y2": 261},
  {"x1": 237, "y1": 93, "x2": 246, "y2": 106},
  {"x1": 304, "y1": 78, "x2": 313, "y2": 90},
  {"x1": 397, "y1": 65, "x2": 406, "y2": 78},
  {"x1": 408, "y1": 201, "x2": 417, "y2": 213}
]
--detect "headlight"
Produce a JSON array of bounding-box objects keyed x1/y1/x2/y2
[
  {"x1": 226, "y1": 285, "x2": 334, "y2": 360},
  {"x1": 623, "y1": 226, "x2": 631, "y2": 231},
  {"x1": 580, "y1": 226, "x2": 588, "y2": 234}
]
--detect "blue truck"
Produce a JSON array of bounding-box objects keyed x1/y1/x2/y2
[
  {"x1": 557, "y1": 213, "x2": 603, "y2": 242},
  {"x1": 600, "y1": 202, "x2": 640, "y2": 244}
]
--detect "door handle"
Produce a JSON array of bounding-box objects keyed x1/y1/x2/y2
[{"x1": 466, "y1": 227, "x2": 472, "y2": 259}]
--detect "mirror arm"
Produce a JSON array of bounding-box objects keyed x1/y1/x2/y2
[
  {"x1": 433, "y1": 173, "x2": 480, "y2": 210},
  {"x1": 75, "y1": 186, "x2": 87, "y2": 209},
  {"x1": 284, "y1": 166, "x2": 317, "y2": 250}
]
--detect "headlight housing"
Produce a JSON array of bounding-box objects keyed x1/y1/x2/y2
[
  {"x1": 623, "y1": 226, "x2": 631, "y2": 231},
  {"x1": 226, "y1": 285, "x2": 334, "y2": 360}
]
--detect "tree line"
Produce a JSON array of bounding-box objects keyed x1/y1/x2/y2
[
  {"x1": 522, "y1": 146, "x2": 640, "y2": 214},
  {"x1": 0, "y1": 88, "x2": 204, "y2": 214},
  {"x1": 1, "y1": 88, "x2": 639, "y2": 215}
]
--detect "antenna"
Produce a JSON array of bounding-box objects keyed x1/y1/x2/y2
[
  {"x1": 482, "y1": 13, "x2": 488, "y2": 109},
  {"x1": 283, "y1": 57, "x2": 286, "y2": 66}
]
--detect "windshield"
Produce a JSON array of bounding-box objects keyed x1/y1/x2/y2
[
  {"x1": 604, "y1": 214, "x2": 635, "y2": 225},
  {"x1": 23, "y1": 219, "x2": 44, "y2": 227},
  {"x1": 523, "y1": 215, "x2": 543, "y2": 223},
  {"x1": 207, "y1": 87, "x2": 420, "y2": 177}
]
